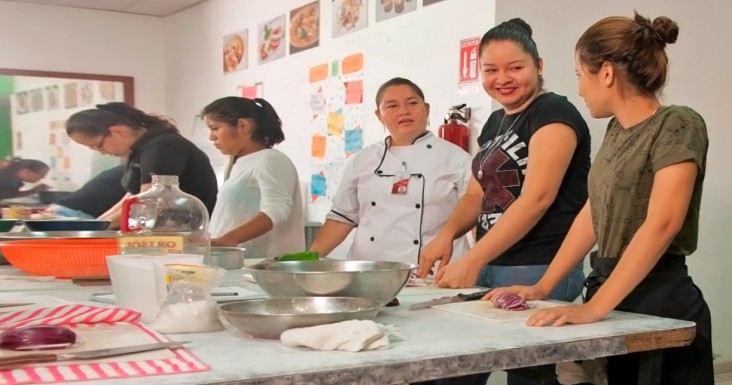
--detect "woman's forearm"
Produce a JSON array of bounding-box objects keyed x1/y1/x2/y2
[
  {"x1": 217, "y1": 212, "x2": 274, "y2": 245},
  {"x1": 309, "y1": 219, "x2": 355, "y2": 257}
]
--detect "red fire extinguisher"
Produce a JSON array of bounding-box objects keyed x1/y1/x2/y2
[{"x1": 438, "y1": 103, "x2": 471, "y2": 152}]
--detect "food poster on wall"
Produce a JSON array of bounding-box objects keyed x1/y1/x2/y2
[
  {"x1": 64, "y1": 82, "x2": 78, "y2": 109},
  {"x1": 14, "y1": 92, "x2": 29, "y2": 115},
  {"x1": 308, "y1": 52, "x2": 365, "y2": 201},
  {"x1": 79, "y1": 81, "x2": 94, "y2": 107},
  {"x1": 333, "y1": 0, "x2": 368, "y2": 38},
  {"x1": 45, "y1": 85, "x2": 60, "y2": 110},
  {"x1": 98, "y1": 81, "x2": 118, "y2": 103},
  {"x1": 47, "y1": 120, "x2": 72, "y2": 185},
  {"x1": 257, "y1": 15, "x2": 286, "y2": 65},
  {"x1": 289, "y1": 1, "x2": 320, "y2": 54},
  {"x1": 458, "y1": 36, "x2": 481, "y2": 94},
  {"x1": 29, "y1": 89, "x2": 43, "y2": 112},
  {"x1": 223, "y1": 29, "x2": 248, "y2": 74},
  {"x1": 375, "y1": 0, "x2": 415, "y2": 22}
]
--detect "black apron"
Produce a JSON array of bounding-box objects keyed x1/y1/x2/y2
[{"x1": 583, "y1": 253, "x2": 714, "y2": 385}]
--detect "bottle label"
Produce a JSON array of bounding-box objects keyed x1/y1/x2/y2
[{"x1": 118, "y1": 236, "x2": 185, "y2": 255}]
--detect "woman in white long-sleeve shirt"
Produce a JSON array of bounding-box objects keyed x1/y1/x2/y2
[
  {"x1": 309, "y1": 77, "x2": 472, "y2": 266},
  {"x1": 203, "y1": 97, "x2": 304, "y2": 259}
]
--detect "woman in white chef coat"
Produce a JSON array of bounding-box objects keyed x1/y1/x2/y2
[
  {"x1": 202, "y1": 96, "x2": 305, "y2": 259},
  {"x1": 309, "y1": 77, "x2": 472, "y2": 266}
]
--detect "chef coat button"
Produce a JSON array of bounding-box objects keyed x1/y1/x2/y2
[
  {"x1": 370, "y1": 236, "x2": 375, "y2": 241},
  {"x1": 415, "y1": 203, "x2": 421, "y2": 209},
  {"x1": 371, "y1": 201, "x2": 376, "y2": 206},
  {"x1": 413, "y1": 240, "x2": 419, "y2": 245},
  {"x1": 376, "y1": 170, "x2": 383, "y2": 174},
  {"x1": 426, "y1": 144, "x2": 432, "y2": 149}
]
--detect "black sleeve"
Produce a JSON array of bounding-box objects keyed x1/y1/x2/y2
[
  {"x1": 138, "y1": 137, "x2": 190, "y2": 185},
  {"x1": 527, "y1": 95, "x2": 586, "y2": 138}
]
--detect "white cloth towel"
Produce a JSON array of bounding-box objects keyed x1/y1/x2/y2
[{"x1": 280, "y1": 320, "x2": 403, "y2": 352}]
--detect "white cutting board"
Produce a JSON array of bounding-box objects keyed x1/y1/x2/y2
[{"x1": 433, "y1": 299, "x2": 563, "y2": 322}]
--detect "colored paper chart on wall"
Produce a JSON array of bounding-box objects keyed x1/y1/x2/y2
[
  {"x1": 48, "y1": 120, "x2": 72, "y2": 183},
  {"x1": 308, "y1": 52, "x2": 364, "y2": 201}
]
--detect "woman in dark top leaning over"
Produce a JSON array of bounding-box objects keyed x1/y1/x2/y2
[
  {"x1": 0, "y1": 158, "x2": 50, "y2": 201},
  {"x1": 65, "y1": 103, "x2": 218, "y2": 228}
]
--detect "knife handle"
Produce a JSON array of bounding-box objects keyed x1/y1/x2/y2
[
  {"x1": 457, "y1": 289, "x2": 492, "y2": 301},
  {"x1": 0, "y1": 353, "x2": 58, "y2": 368}
]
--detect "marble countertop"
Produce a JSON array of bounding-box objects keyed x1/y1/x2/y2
[{"x1": 0, "y1": 266, "x2": 695, "y2": 385}]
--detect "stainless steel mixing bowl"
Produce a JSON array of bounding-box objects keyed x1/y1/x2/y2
[
  {"x1": 210, "y1": 247, "x2": 246, "y2": 269},
  {"x1": 219, "y1": 296, "x2": 384, "y2": 339},
  {"x1": 245, "y1": 260, "x2": 415, "y2": 303}
]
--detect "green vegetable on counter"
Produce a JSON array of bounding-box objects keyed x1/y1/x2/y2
[{"x1": 276, "y1": 251, "x2": 319, "y2": 261}]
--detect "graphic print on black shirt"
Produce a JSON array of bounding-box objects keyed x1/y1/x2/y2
[{"x1": 475, "y1": 126, "x2": 527, "y2": 233}]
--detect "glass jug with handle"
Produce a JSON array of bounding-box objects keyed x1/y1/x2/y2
[{"x1": 119, "y1": 175, "x2": 211, "y2": 263}]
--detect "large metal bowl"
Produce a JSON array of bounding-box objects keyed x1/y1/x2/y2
[
  {"x1": 245, "y1": 260, "x2": 415, "y2": 303},
  {"x1": 219, "y1": 297, "x2": 384, "y2": 339}
]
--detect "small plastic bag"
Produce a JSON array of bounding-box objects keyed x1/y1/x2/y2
[{"x1": 149, "y1": 263, "x2": 225, "y2": 334}]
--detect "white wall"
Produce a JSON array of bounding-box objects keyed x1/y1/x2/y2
[
  {"x1": 0, "y1": 1, "x2": 167, "y2": 114},
  {"x1": 496, "y1": 0, "x2": 732, "y2": 362},
  {"x1": 162, "y1": 0, "x2": 498, "y2": 223}
]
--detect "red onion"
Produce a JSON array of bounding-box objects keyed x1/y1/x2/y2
[
  {"x1": 491, "y1": 293, "x2": 530, "y2": 311},
  {"x1": 0, "y1": 325, "x2": 76, "y2": 351}
]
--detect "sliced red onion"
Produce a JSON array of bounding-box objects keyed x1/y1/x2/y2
[
  {"x1": 0, "y1": 325, "x2": 76, "y2": 351},
  {"x1": 491, "y1": 293, "x2": 530, "y2": 311}
]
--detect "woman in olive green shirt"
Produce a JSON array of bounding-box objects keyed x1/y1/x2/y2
[{"x1": 486, "y1": 12, "x2": 713, "y2": 385}]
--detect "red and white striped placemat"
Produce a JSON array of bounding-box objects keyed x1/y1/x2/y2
[{"x1": 0, "y1": 321, "x2": 209, "y2": 384}]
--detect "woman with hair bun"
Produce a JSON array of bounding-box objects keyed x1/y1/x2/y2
[
  {"x1": 201, "y1": 97, "x2": 304, "y2": 258},
  {"x1": 488, "y1": 12, "x2": 713, "y2": 385},
  {"x1": 417, "y1": 17, "x2": 592, "y2": 385}
]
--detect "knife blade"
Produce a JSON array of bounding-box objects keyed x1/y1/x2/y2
[
  {"x1": 0, "y1": 303, "x2": 35, "y2": 308},
  {"x1": 409, "y1": 289, "x2": 492, "y2": 310},
  {"x1": 0, "y1": 341, "x2": 188, "y2": 368}
]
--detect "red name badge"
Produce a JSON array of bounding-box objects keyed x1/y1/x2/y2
[{"x1": 391, "y1": 171, "x2": 410, "y2": 194}]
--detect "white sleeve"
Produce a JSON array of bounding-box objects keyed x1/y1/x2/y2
[
  {"x1": 454, "y1": 150, "x2": 473, "y2": 197},
  {"x1": 256, "y1": 152, "x2": 299, "y2": 226},
  {"x1": 325, "y1": 156, "x2": 360, "y2": 226}
]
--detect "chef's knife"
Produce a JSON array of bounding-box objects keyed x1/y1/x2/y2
[
  {"x1": 0, "y1": 303, "x2": 35, "y2": 308},
  {"x1": 0, "y1": 341, "x2": 188, "y2": 368},
  {"x1": 409, "y1": 289, "x2": 492, "y2": 310}
]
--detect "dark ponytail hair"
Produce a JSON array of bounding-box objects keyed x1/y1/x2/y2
[
  {"x1": 576, "y1": 11, "x2": 679, "y2": 96},
  {"x1": 66, "y1": 102, "x2": 178, "y2": 137},
  {"x1": 479, "y1": 18, "x2": 543, "y2": 87},
  {"x1": 201, "y1": 97, "x2": 285, "y2": 147},
  {"x1": 1, "y1": 157, "x2": 48, "y2": 174}
]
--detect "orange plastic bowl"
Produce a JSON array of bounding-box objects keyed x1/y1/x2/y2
[{"x1": 0, "y1": 238, "x2": 119, "y2": 278}]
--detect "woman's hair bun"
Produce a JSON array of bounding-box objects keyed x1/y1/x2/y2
[
  {"x1": 505, "y1": 18, "x2": 533, "y2": 37},
  {"x1": 634, "y1": 12, "x2": 678, "y2": 46}
]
